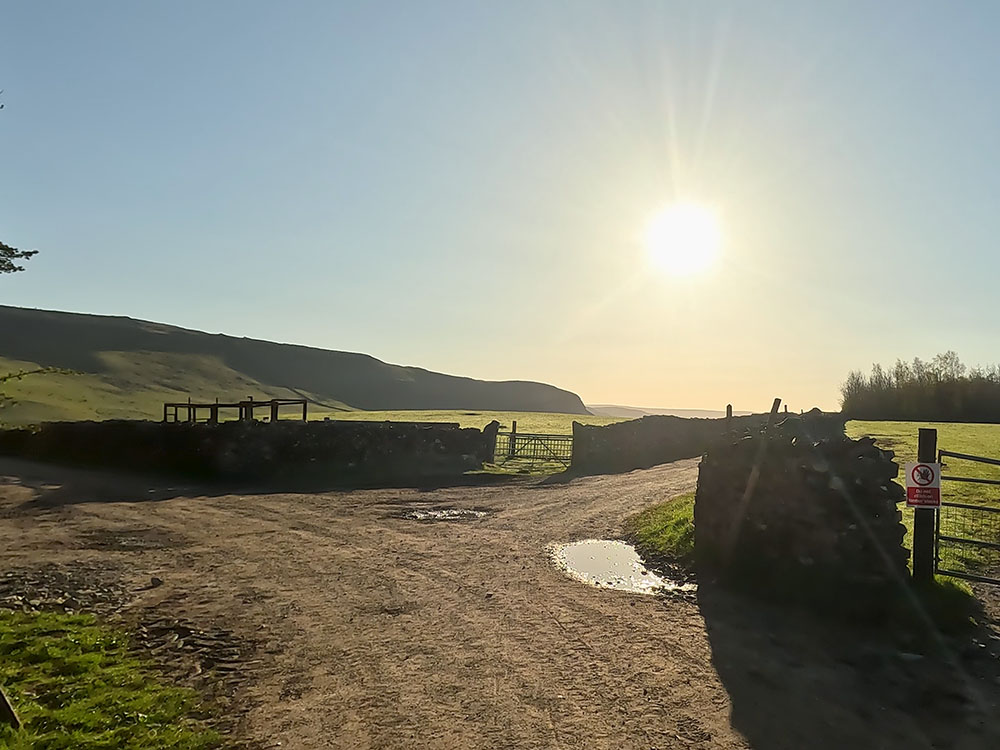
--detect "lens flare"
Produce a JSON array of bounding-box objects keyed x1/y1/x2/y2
[{"x1": 644, "y1": 202, "x2": 722, "y2": 275}]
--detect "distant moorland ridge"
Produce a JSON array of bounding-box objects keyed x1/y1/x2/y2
[
  {"x1": 586, "y1": 404, "x2": 753, "y2": 419},
  {"x1": 0, "y1": 305, "x2": 589, "y2": 422}
]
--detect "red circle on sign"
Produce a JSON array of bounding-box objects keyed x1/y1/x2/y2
[{"x1": 911, "y1": 464, "x2": 934, "y2": 486}]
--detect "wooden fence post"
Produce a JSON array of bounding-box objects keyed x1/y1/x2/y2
[
  {"x1": 912, "y1": 427, "x2": 937, "y2": 584},
  {"x1": 509, "y1": 420, "x2": 517, "y2": 459},
  {"x1": 726, "y1": 403, "x2": 732, "y2": 433}
]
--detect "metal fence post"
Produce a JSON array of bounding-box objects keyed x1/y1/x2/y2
[{"x1": 912, "y1": 427, "x2": 937, "y2": 584}]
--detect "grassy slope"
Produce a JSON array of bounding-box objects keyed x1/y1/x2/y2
[
  {"x1": 0, "y1": 354, "x2": 620, "y2": 432},
  {"x1": 0, "y1": 306, "x2": 589, "y2": 419},
  {"x1": 0, "y1": 611, "x2": 219, "y2": 750},
  {"x1": 0, "y1": 354, "x2": 348, "y2": 424}
]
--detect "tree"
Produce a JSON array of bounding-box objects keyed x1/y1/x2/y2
[
  {"x1": 1, "y1": 240, "x2": 36, "y2": 274},
  {"x1": 840, "y1": 353, "x2": 1000, "y2": 422}
]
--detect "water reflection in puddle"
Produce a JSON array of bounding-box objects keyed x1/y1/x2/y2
[
  {"x1": 400, "y1": 508, "x2": 489, "y2": 522},
  {"x1": 551, "y1": 539, "x2": 696, "y2": 596}
]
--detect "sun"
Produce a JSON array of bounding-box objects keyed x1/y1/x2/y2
[{"x1": 644, "y1": 202, "x2": 722, "y2": 275}]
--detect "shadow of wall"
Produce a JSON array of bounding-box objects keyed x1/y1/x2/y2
[{"x1": 698, "y1": 582, "x2": 1000, "y2": 750}]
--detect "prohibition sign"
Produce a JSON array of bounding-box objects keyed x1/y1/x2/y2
[{"x1": 910, "y1": 464, "x2": 935, "y2": 487}]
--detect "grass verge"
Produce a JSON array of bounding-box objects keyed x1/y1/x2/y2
[
  {"x1": 625, "y1": 492, "x2": 696, "y2": 566},
  {"x1": 0, "y1": 610, "x2": 221, "y2": 750}
]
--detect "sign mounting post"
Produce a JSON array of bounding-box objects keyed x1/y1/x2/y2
[{"x1": 909, "y1": 428, "x2": 939, "y2": 583}]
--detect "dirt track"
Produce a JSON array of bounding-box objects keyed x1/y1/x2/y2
[{"x1": 3, "y1": 457, "x2": 1000, "y2": 750}]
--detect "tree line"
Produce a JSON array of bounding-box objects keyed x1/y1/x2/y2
[{"x1": 840, "y1": 352, "x2": 1000, "y2": 422}]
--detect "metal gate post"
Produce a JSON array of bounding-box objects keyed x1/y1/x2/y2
[
  {"x1": 933, "y1": 487, "x2": 941, "y2": 574},
  {"x1": 912, "y1": 428, "x2": 937, "y2": 584}
]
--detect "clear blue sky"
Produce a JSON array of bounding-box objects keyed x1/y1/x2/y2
[{"x1": 2, "y1": 1, "x2": 999, "y2": 411}]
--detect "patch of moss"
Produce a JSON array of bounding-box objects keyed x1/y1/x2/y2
[{"x1": 0, "y1": 610, "x2": 221, "y2": 749}]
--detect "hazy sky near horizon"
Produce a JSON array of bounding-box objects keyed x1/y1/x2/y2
[{"x1": 3, "y1": 1, "x2": 1000, "y2": 412}]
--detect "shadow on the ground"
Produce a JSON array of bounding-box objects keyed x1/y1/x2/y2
[
  {"x1": 698, "y1": 581, "x2": 1000, "y2": 750},
  {"x1": 0, "y1": 456, "x2": 529, "y2": 510}
]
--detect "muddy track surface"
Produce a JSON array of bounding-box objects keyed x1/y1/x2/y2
[{"x1": 2, "y1": 456, "x2": 1000, "y2": 750}]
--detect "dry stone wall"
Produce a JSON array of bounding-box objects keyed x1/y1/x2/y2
[
  {"x1": 694, "y1": 423, "x2": 908, "y2": 611},
  {"x1": 0, "y1": 419, "x2": 500, "y2": 484},
  {"x1": 571, "y1": 409, "x2": 845, "y2": 475}
]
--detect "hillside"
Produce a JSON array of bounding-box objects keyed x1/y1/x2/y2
[{"x1": 0, "y1": 306, "x2": 588, "y2": 423}]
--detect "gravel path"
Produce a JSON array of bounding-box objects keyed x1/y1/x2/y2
[{"x1": 2, "y1": 457, "x2": 999, "y2": 750}]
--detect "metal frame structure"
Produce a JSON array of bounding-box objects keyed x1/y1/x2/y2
[
  {"x1": 162, "y1": 396, "x2": 308, "y2": 424},
  {"x1": 934, "y1": 448, "x2": 1000, "y2": 585}
]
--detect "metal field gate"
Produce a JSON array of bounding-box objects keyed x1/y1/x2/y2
[
  {"x1": 934, "y1": 448, "x2": 1000, "y2": 584},
  {"x1": 492, "y1": 430, "x2": 573, "y2": 469}
]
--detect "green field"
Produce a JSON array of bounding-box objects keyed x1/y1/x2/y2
[
  {"x1": 306, "y1": 409, "x2": 623, "y2": 434},
  {"x1": 847, "y1": 420, "x2": 1000, "y2": 506}
]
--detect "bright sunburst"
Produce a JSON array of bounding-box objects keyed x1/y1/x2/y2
[{"x1": 644, "y1": 202, "x2": 722, "y2": 275}]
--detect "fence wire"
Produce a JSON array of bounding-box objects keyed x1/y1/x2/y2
[{"x1": 937, "y1": 503, "x2": 1000, "y2": 580}]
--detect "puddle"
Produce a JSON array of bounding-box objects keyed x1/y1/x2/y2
[
  {"x1": 78, "y1": 527, "x2": 183, "y2": 552},
  {"x1": 398, "y1": 508, "x2": 490, "y2": 522},
  {"x1": 551, "y1": 539, "x2": 696, "y2": 596}
]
